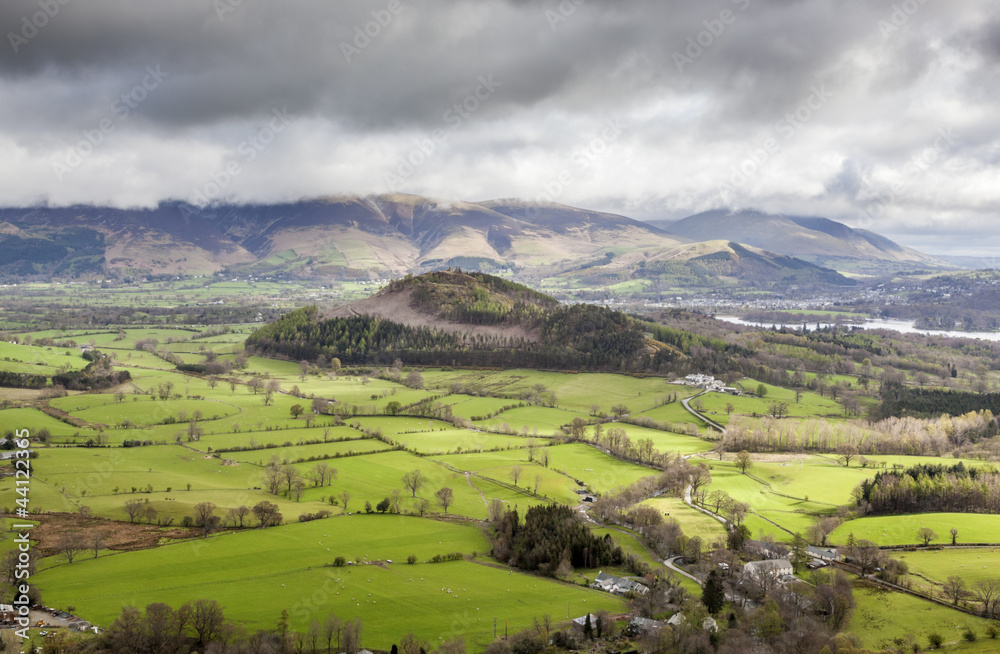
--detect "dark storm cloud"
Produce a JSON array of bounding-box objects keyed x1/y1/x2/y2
[{"x1": 0, "y1": 0, "x2": 997, "y2": 254}]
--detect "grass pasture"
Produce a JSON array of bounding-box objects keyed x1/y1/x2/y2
[
  {"x1": 444, "y1": 395, "x2": 523, "y2": 419},
  {"x1": 613, "y1": 423, "x2": 714, "y2": 455},
  {"x1": 745, "y1": 455, "x2": 873, "y2": 507},
  {"x1": 34, "y1": 516, "x2": 622, "y2": 648},
  {"x1": 351, "y1": 416, "x2": 455, "y2": 436},
  {"x1": 546, "y1": 443, "x2": 657, "y2": 494},
  {"x1": 390, "y1": 429, "x2": 531, "y2": 454},
  {"x1": 829, "y1": 514, "x2": 1000, "y2": 547},
  {"x1": 638, "y1": 496, "x2": 727, "y2": 544},
  {"x1": 695, "y1": 386, "x2": 844, "y2": 423},
  {"x1": 702, "y1": 460, "x2": 836, "y2": 539},
  {"x1": 290, "y1": 450, "x2": 520, "y2": 520},
  {"x1": 12, "y1": 326, "x2": 1000, "y2": 651},
  {"x1": 432, "y1": 452, "x2": 583, "y2": 504},
  {"x1": 848, "y1": 581, "x2": 997, "y2": 652},
  {"x1": 473, "y1": 405, "x2": 588, "y2": 434},
  {"x1": 63, "y1": 397, "x2": 242, "y2": 428},
  {"x1": 898, "y1": 548, "x2": 1000, "y2": 595},
  {"x1": 0, "y1": 340, "x2": 88, "y2": 374},
  {"x1": 226, "y1": 439, "x2": 393, "y2": 465},
  {"x1": 636, "y1": 401, "x2": 705, "y2": 428},
  {"x1": 0, "y1": 407, "x2": 88, "y2": 436}
]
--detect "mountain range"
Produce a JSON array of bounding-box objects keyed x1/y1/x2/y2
[
  {"x1": 0, "y1": 196, "x2": 952, "y2": 293},
  {"x1": 650, "y1": 209, "x2": 947, "y2": 274}
]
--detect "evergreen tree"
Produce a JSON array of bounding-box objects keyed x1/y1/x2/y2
[
  {"x1": 702, "y1": 570, "x2": 726, "y2": 614},
  {"x1": 790, "y1": 532, "x2": 808, "y2": 573}
]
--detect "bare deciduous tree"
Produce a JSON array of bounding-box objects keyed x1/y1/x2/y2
[
  {"x1": 57, "y1": 531, "x2": 86, "y2": 564},
  {"x1": 402, "y1": 469, "x2": 425, "y2": 497},
  {"x1": 943, "y1": 575, "x2": 969, "y2": 606},
  {"x1": 123, "y1": 499, "x2": 143, "y2": 523},
  {"x1": 252, "y1": 501, "x2": 282, "y2": 528},
  {"x1": 917, "y1": 527, "x2": 937, "y2": 546},
  {"x1": 435, "y1": 487, "x2": 454, "y2": 514},
  {"x1": 193, "y1": 502, "x2": 219, "y2": 537},
  {"x1": 735, "y1": 451, "x2": 752, "y2": 474},
  {"x1": 90, "y1": 529, "x2": 109, "y2": 558},
  {"x1": 973, "y1": 579, "x2": 1000, "y2": 617}
]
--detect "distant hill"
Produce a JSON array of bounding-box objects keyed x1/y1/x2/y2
[
  {"x1": 0, "y1": 197, "x2": 937, "y2": 294},
  {"x1": 325, "y1": 269, "x2": 559, "y2": 343},
  {"x1": 653, "y1": 209, "x2": 948, "y2": 274},
  {"x1": 553, "y1": 239, "x2": 856, "y2": 293},
  {"x1": 0, "y1": 196, "x2": 686, "y2": 281},
  {"x1": 245, "y1": 271, "x2": 682, "y2": 372}
]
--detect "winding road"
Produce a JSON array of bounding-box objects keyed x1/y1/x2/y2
[
  {"x1": 683, "y1": 480, "x2": 728, "y2": 527},
  {"x1": 680, "y1": 390, "x2": 727, "y2": 433},
  {"x1": 664, "y1": 556, "x2": 703, "y2": 586}
]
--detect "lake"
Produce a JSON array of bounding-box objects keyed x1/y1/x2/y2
[{"x1": 715, "y1": 316, "x2": 1000, "y2": 342}]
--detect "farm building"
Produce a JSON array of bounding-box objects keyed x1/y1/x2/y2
[
  {"x1": 628, "y1": 616, "x2": 664, "y2": 636},
  {"x1": 745, "y1": 539, "x2": 789, "y2": 560},
  {"x1": 743, "y1": 558, "x2": 793, "y2": 580},
  {"x1": 806, "y1": 546, "x2": 838, "y2": 561},
  {"x1": 680, "y1": 374, "x2": 739, "y2": 393},
  {"x1": 592, "y1": 571, "x2": 648, "y2": 595},
  {"x1": 665, "y1": 614, "x2": 718, "y2": 632}
]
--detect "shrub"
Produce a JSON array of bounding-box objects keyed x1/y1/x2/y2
[
  {"x1": 407, "y1": 555, "x2": 417, "y2": 564},
  {"x1": 927, "y1": 633, "x2": 943, "y2": 649},
  {"x1": 962, "y1": 627, "x2": 977, "y2": 642},
  {"x1": 430, "y1": 552, "x2": 464, "y2": 563},
  {"x1": 333, "y1": 556, "x2": 346, "y2": 566},
  {"x1": 181, "y1": 516, "x2": 194, "y2": 528}
]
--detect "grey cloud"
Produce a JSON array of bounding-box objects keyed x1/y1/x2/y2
[{"x1": 0, "y1": 0, "x2": 997, "y2": 255}]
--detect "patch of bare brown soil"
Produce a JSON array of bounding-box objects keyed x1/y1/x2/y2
[{"x1": 27, "y1": 512, "x2": 199, "y2": 556}]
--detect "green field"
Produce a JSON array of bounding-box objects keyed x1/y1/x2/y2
[
  {"x1": 614, "y1": 423, "x2": 714, "y2": 455},
  {"x1": 474, "y1": 406, "x2": 589, "y2": 434},
  {"x1": 898, "y1": 548, "x2": 1000, "y2": 595},
  {"x1": 431, "y1": 451, "x2": 583, "y2": 504},
  {"x1": 695, "y1": 385, "x2": 845, "y2": 423},
  {"x1": 745, "y1": 454, "x2": 873, "y2": 506},
  {"x1": 830, "y1": 514, "x2": 1000, "y2": 547},
  {"x1": 226, "y1": 439, "x2": 393, "y2": 465},
  {"x1": 9, "y1": 312, "x2": 1000, "y2": 651},
  {"x1": 34, "y1": 516, "x2": 622, "y2": 649},
  {"x1": 1, "y1": 407, "x2": 87, "y2": 436},
  {"x1": 701, "y1": 459, "x2": 836, "y2": 540},
  {"x1": 444, "y1": 395, "x2": 523, "y2": 420},
  {"x1": 546, "y1": 443, "x2": 658, "y2": 494},
  {"x1": 848, "y1": 581, "x2": 997, "y2": 652},
  {"x1": 0, "y1": 340, "x2": 88, "y2": 375},
  {"x1": 638, "y1": 496, "x2": 727, "y2": 544}
]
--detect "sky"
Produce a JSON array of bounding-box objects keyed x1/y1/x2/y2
[{"x1": 1, "y1": 0, "x2": 998, "y2": 255}]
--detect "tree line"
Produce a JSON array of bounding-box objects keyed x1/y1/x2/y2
[
  {"x1": 720, "y1": 411, "x2": 999, "y2": 457},
  {"x1": 852, "y1": 461, "x2": 1000, "y2": 515},
  {"x1": 872, "y1": 381, "x2": 1000, "y2": 420}
]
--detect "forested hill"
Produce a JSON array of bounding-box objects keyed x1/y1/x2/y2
[
  {"x1": 358, "y1": 270, "x2": 559, "y2": 326},
  {"x1": 245, "y1": 271, "x2": 682, "y2": 371}
]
